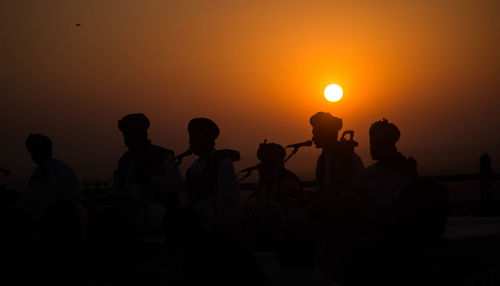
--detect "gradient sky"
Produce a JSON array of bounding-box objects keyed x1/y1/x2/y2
[{"x1": 1, "y1": 0, "x2": 499, "y2": 188}]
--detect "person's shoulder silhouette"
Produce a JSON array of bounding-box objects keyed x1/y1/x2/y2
[
  {"x1": 115, "y1": 113, "x2": 177, "y2": 172},
  {"x1": 352, "y1": 119, "x2": 418, "y2": 212},
  {"x1": 310, "y1": 112, "x2": 364, "y2": 194},
  {"x1": 255, "y1": 141, "x2": 305, "y2": 219},
  {"x1": 368, "y1": 118, "x2": 417, "y2": 177},
  {"x1": 113, "y1": 113, "x2": 183, "y2": 232},
  {"x1": 23, "y1": 134, "x2": 82, "y2": 215},
  {"x1": 185, "y1": 117, "x2": 241, "y2": 231}
]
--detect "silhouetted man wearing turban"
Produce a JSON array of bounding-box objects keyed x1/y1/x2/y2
[
  {"x1": 255, "y1": 142, "x2": 306, "y2": 221},
  {"x1": 352, "y1": 119, "x2": 418, "y2": 212},
  {"x1": 113, "y1": 113, "x2": 184, "y2": 235},
  {"x1": 23, "y1": 134, "x2": 82, "y2": 216},
  {"x1": 310, "y1": 112, "x2": 364, "y2": 195},
  {"x1": 185, "y1": 118, "x2": 241, "y2": 232}
]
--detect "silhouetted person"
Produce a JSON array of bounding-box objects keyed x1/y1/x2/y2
[
  {"x1": 255, "y1": 142, "x2": 306, "y2": 221},
  {"x1": 39, "y1": 198, "x2": 87, "y2": 256},
  {"x1": 27, "y1": 198, "x2": 88, "y2": 285},
  {"x1": 277, "y1": 221, "x2": 335, "y2": 286},
  {"x1": 344, "y1": 242, "x2": 420, "y2": 286},
  {"x1": 185, "y1": 118, "x2": 241, "y2": 232},
  {"x1": 113, "y1": 113, "x2": 183, "y2": 235},
  {"x1": 352, "y1": 119, "x2": 418, "y2": 212},
  {"x1": 85, "y1": 206, "x2": 137, "y2": 285},
  {"x1": 245, "y1": 202, "x2": 285, "y2": 283},
  {"x1": 180, "y1": 234, "x2": 267, "y2": 286},
  {"x1": 310, "y1": 112, "x2": 364, "y2": 194},
  {"x1": 368, "y1": 182, "x2": 454, "y2": 286},
  {"x1": 393, "y1": 181, "x2": 449, "y2": 247},
  {"x1": 22, "y1": 134, "x2": 82, "y2": 216}
]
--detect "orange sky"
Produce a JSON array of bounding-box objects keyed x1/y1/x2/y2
[{"x1": 1, "y1": 0, "x2": 499, "y2": 187}]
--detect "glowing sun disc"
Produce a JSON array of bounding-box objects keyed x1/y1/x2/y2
[{"x1": 324, "y1": 84, "x2": 343, "y2": 102}]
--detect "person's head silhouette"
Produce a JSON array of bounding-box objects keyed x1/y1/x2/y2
[
  {"x1": 118, "y1": 113, "x2": 150, "y2": 152},
  {"x1": 257, "y1": 142, "x2": 286, "y2": 174},
  {"x1": 26, "y1": 134, "x2": 52, "y2": 166},
  {"x1": 257, "y1": 142, "x2": 286, "y2": 173},
  {"x1": 369, "y1": 119, "x2": 400, "y2": 161},
  {"x1": 188, "y1": 118, "x2": 219, "y2": 156},
  {"x1": 309, "y1": 112, "x2": 343, "y2": 148}
]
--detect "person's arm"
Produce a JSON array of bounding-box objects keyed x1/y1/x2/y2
[
  {"x1": 20, "y1": 173, "x2": 37, "y2": 212},
  {"x1": 111, "y1": 155, "x2": 127, "y2": 198},
  {"x1": 215, "y1": 158, "x2": 241, "y2": 227},
  {"x1": 352, "y1": 152, "x2": 365, "y2": 170},
  {"x1": 110, "y1": 156, "x2": 131, "y2": 208},
  {"x1": 153, "y1": 152, "x2": 185, "y2": 211},
  {"x1": 65, "y1": 164, "x2": 83, "y2": 202},
  {"x1": 278, "y1": 175, "x2": 303, "y2": 209}
]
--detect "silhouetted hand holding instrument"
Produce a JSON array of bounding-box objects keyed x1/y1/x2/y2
[{"x1": 238, "y1": 140, "x2": 313, "y2": 183}]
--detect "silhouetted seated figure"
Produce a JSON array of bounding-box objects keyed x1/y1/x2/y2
[
  {"x1": 368, "y1": 182, "x2": 457, "y2": 286},
  {"x1": 180, "y1": 234, "x2": 266, "y2": 286},
  {"x1": 344, "y1": 242, "x2": 420, "y2": 286},
  {"x1": 352, "y1": 119, "x2": 418, "y2": 212},
  {"x1": 185, "y1": 118, "x2": 241, "y2": 232},
  {"x1": 22, "y1": 134, "x2": 82, "y2": 216},
  {"x1": 25, "y1": 198, "x2": 88, "y2": 285},
  {"x1": 393, "y1": 181, "x2": 449, "y2": 247},
  {"x1": 277, "y1": 221, "x2": 336, "y2": 286},
  {"x1": 255, "y1": 142, "x2": 306, "y2": 221},
  {"x1": 84, "y1": 206, "x2": 138, "y2": 285},
  {"x1": 310, "y1": 112, "x2": 364, "y2": 195},
  {"x1": 245, "y1": 202, "x2": 285, "y2": 284},
  {"x1": 113, "y1": 113, "x2": 183, "y2": 235}
]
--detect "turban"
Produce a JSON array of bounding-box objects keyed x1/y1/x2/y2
[
  {"x1": 118, "y1": 113, "x2": 150, "y2": 132},
  {"x1": 188, "y1": 118, "x2": 220, "y2": 140},
  {"x1": 309, "y1": 112, "x2": 343, "y2": 132},
  {"x1": 257, "y1": 142, "x2": 286, "y2": 164},
  {"x1": 26, "y1": 133, "x2": 52, "y2": 152},
  {"x1": 369, "y1": 118, "x2": 400, "y2": 144}
]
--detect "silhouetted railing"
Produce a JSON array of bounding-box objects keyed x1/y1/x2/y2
[
  {"x1": 240, "y1": 153, "x2": 498, "y2": 204},
  {"x1": 239, "y1": 173, "x2": 500, "y2": 191},
  {"x1": 82, "y1": 154, "x2": 497, "y2": 206}
]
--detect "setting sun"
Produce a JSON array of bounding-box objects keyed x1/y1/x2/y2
[{"x1": 324, "y1": 84, "x2": 343, "y2": 102}]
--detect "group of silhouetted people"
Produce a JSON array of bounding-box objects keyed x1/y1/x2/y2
[{"x1": 5, "y1": 112, "x2": 489, "y2": 286}]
